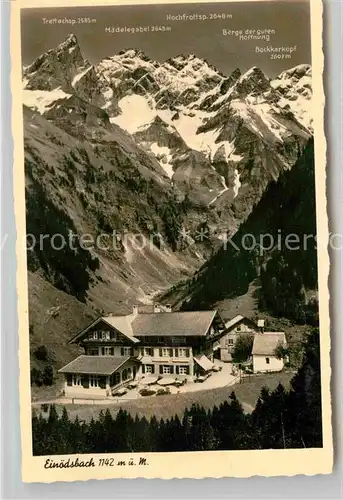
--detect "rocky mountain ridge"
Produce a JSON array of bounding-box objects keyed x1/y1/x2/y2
[
  {"x1": 24, "y1": 35, "x2": 312, "y2": 230},
  {"x1": 22, "y1": 34, "x2": 313, "y2": 329}
]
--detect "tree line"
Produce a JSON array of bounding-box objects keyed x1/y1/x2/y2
[{"x1": 32, "y1": 329, "x2": 322, "y2": 455}]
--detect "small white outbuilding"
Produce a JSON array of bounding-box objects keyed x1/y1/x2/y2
[{"x1": 252, "y1": 332, "x2": 287, "y2": 373}]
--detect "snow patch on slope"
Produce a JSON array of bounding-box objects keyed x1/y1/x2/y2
[
  {"x1": 150, "y1": 143, "x2": 174, "y2": 179},
  {"x1": 110, "y1": 95, "x2": 156, "y2": 134},
  {"x1": 208, "y1": 186, "x2": 229, "y2": 206},
  {"x1": 23, "y1": 88, "x2": 72, "y2": 114},
  {"x1": 233, "y1": 169, "x2": 241, "y2": 198},
  {"x1": 71, "y1": 65, "x2": 93, "y2": 87}
]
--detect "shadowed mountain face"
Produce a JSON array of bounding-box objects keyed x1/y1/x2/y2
[
  {"x1": 23, "y1": 34, "x2": 313, "y2": 335},
  {"x1": 162, "y1": 140, "x2": 318, "y2": 325}
]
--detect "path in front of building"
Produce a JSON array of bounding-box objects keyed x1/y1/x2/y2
[{"x1": 32, "y1": 361, "x2": 239, "y2": 406}]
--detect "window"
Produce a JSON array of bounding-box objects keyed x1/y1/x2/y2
[
  {"x1": 228, "y1": 339, "x2": 234, "y2": 345},
  {"x1": 144, "y1": 348, "x2": 153, "y2": 356},
  {"x1": 121, "y1": 347, "x2": 133, "y2": 356},
  {"x1": 99, "y1": 331, "x2": 107, "y2": 340},
  {"x1": 122, "y1": 369, "x2": 128, "y2": 381},
  {"x1": 111, "y1": 372, "x2": 121, "y2": 386},
  {"x1": 179, "y1": 348, "x2": 190, "y2": 358},
  {"x1": 89, "y1": 348, "x2": 98, "y2": 356},
  {"x1": 266, "y1": 357, "x2": 270, "y2": 364},
  {"x1": 178, "y1": 366, "x2": 189, "y2": 375},
  {"x1": 92, "y1": 331, "x2": 98, "y2": 340},
  {"x1": 157, "y1": 337, "x2": 164, "y2": 344},
  {"x1": 145, "y1": 365, "x2": 153, "y2": 374},
  {"x1": 72, "y1": 375, "x2": 81, "y2": 386},
  {"x1": 162, "y1": 348, "x2": 170, "y2": 357},
  {"x1": 102, "y1": 347, "x2": 114, "y2": 355},
  {"x1": 163, "y1": 365, "x2": 171, "y2": 374},
  {"x1": 89, "y1": 375, "x2": 99, "y2": 387}
]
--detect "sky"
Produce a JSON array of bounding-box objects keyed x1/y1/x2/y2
[{"x1": 21, "y1": 1, "x2": 311, "y2": 78}]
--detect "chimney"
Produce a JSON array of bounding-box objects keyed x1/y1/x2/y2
[
  {"x1": 165, "y1": 304, "x2": 172, "y2": 313},
  {"x1": 257, "y1": 319, "x2": 265, "y2": 333},
  {"x1": 153, "y1": 304, "x2": 161, "y2": 313},
  {"x1": 132, "y1": 305, "x2": 139, "y2": 315}
]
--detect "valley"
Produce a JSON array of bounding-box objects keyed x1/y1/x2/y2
[{"x1": 22, "y1": 33, "x2": 315, "y2": 376}]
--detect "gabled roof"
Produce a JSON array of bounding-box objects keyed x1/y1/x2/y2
[
  {"x1": 68, "y1": 316, "x2": 140, "y2": 344},
  {"x1": 224, "y1": 315, "x2": 257, "y2": 331},
  {"x1": 58, "y1": 355, "x2": 139, "y2": 375},
  {"x1": 132, "y1": 310, "x2": 217, "y2": 337},
  {"x1": 69, "y1": 310, "x2": 219, "y2": 344},
  {"x1": 252, "y1": 333, "x2": 286, "y2": 356}
]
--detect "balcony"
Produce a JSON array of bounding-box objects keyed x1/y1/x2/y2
[{"x1": 82, "y1": 338, "x2": 124, "y2": 344}]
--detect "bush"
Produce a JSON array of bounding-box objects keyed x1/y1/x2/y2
[
  {"x1": 139, "y1": 388, "x2": 156, "y2": 397},
  {"x1": 156, "y1": 387, "x2": 171, "y2": 396},
  {"x1": 43, "y1": 365, "x2": 54, "y2": 386},
  {"x1": 232, "y1": 334, "x2": 254, "y2": 364},
  {"x1": 34, "y1": 345, "x2": 48, "y2": 362},
  {"x1": 31, "y1": 367, "x2": 43, "y2": 387}
]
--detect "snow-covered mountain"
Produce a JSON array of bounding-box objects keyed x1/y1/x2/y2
[
  {"x1": 23, "y1": 35, "x2": 312, "y2": 226},
  {"x1": 22, "y1": 34, "x2": 313, "y2": 358},
  {"x1": 271, "y1": 64, "x2": 312, "y2": 130},
  {"x1": 22, "y1": 34, "x2": 313, "y2": 308}
]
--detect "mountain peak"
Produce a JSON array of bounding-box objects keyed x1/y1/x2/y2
[
  {"x1": 60, "y1": 33, "x2": 79, "y2": 48},
  {"x1": 117, "y1": 48, "x2": 152, "y2": 62},
  {"x1": 276, "y1": 64, "x2": 312, "y2": 81},
  {"x1": 23, "y1": 33, "x2": 85, "y2": 91},
  {"x1": 234, "y1": 66, "x2": 270, "y2": 96}
]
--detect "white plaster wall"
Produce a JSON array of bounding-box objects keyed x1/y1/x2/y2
[
  {"x1": 64, "y1": 381, "x2": 108, "y2": 400},
  {"x1": 253, "y1": 355, "x2": 284, "y2": 373}
]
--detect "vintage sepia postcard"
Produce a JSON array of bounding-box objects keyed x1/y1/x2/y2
[{"x1": 11, "y1": 0, "x2": 333, "y2": 482}]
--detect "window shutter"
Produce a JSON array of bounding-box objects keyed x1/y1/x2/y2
[
  {"x1": 142, "y1": 364, "x2": 145, "y2": 374},
  {"x1": 121, "y1": 348, "x2": 124, "y2": 356},
  {"x1": 169, "y1": 348, "x2": 173, "y2": 357},
  {"x1": 175, "y1": 349, "x2": 178, "y2": 357},
  {"x1": 159, "y1": 348, "x2": 162, "y2": 357},
  {"x1": 82, "y1": 375, "x2": 89, "y2": 388},
  {"x1": 130, "y1": 348, "x2": 134, "y2": 356},
  {"x1": 110, "y1": 348, "x2": 114, "y2": 355},
  {"x1": 159, "y1": 365, "x2": 163, "y2": 374},
  {"x1": 186, "y1": 349, "x2": 190, "y2": 358},
  {"x1": 152, "y1": 364, "x2": 155, "y2": 374},
  {"x1": 185, "y1": 366, "x2": 189, "y2": 375},
  {"x1": 66, "y1": 374, "x2": 72, "y2": 386},
  {"x1": 175, "y1": 366, "x2": 179, "y2": 375},
  {"x1": 170, "y1": 365, "x2": 174, "y2": 374},
  {"x1": 99, "y1": 376, "x2": 106, "y2": 389},
  {"x1": 102, "y1": 347, "x2": 105, "y2": 355}
]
